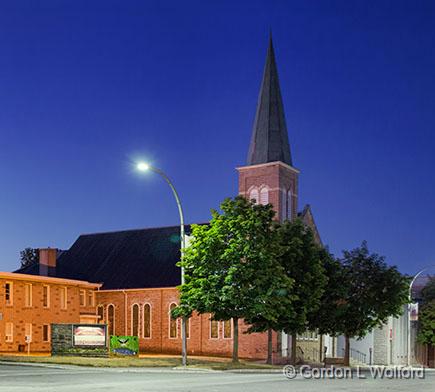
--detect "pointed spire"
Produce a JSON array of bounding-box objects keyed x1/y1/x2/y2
[{"x1": 247, "y1": 36, "x2": 292, "y2": 166}]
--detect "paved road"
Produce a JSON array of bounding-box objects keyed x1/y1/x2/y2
[{"x1": 0, "y1": 364, "x2": 434, "y2": 392}]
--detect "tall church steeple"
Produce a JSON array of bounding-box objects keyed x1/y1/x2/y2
[
  {"x1": 238, "y1": 37, "x2": 299, "y2": 222},
  {"x1": 247, "y1": 36, "x2": 292, "y2": 166}
]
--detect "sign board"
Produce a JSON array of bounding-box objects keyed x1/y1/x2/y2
[
  {"x1": 410, "y1": 302, "x2": 419, "y2": 321},
  {"x1": 110, "y1": 335, "x2": 139, "y2": 356},
  {"x1": 73, "y1": 325, "x2": 106, "y2": 346},
  {"x1": 25, "y1": 335, "x2": 32, "y2": 344}
]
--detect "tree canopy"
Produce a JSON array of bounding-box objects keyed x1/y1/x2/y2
[
  {"x1": 310, "y1": 241, "x2": 409, "y2": 365},
  {"x1": 174, "y1": 196, "x2": 292, "y2": 362},
  {"x1": 417, "y1": 277, "x2": 435, "y2": 346},
  {"x1": 20, "y1": 247, "x2": 39, "y2": 268}
]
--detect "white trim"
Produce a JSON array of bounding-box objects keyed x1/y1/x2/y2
[
  {"x1": 236, "y1": 161, "x2": 300, "y2": 174},
  {"x1": 142, "y1": 303, "x2": 152, "y2": 339}
]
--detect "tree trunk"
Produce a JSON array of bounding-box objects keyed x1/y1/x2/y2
[
  {"x1": 232, "y1": 317, "x2": 239, "y2": 363},
  {"x1": 291, "y1": 333, "x2": 297, "y2": 365},
  {"x1": 344, "y1": 335, "x2": 350, "y2": 366},
  {"x1": 266, "y1": 329, "x2": 273, "y2": 364}
]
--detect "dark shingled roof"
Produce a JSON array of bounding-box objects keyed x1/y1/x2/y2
[
  {"x1": 247, "y1": 36, "x2": 292, "y2": 166},
  {"x1": 15, "y1": 225, "x2": 191, "y2": 290}
]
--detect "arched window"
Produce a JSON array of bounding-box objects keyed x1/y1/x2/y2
[
  {"x1": 287, "y1": 189, "x2": 293, "y2": 220},
  {"x1": 107, "y1": 304, "x2": 115, "y2": 336},
  {"x1": 249, "y1": 188, "x2": 259, "y2": 204},
  {"x1": 131, "y1": 304, "x2": 140, "y2": 337},
  {"x1": 259, "y1": 186, "x2": 269, "y2": 205},
  {"x1": 169, "y1": 303, "x2": 177, "y2": 338},
  {"x1": 97, "y1": 305, "x2": 104, "y2": 324},
  {"x1": 143, "y1": 304, "x2": 151, "y2": 338}
]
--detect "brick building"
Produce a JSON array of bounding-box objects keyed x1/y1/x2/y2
[
  {"x1": 1, "y1": 250, "x2": 101, "y2": 353},
  {"x1": 15, "y1": 37, "x2": 323, "y2": 360}
]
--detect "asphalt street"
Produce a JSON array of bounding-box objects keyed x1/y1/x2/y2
[{"x1": 0, "y1": 364, "x2": 434, "y2": 392}]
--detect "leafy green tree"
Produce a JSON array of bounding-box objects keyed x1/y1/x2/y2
[
  {"x1": 311, "y1": 242, "x2": 409, "y2": 366},
  {"x1": 421, "y1": 276, "x2": 435, "y2": 302},
  {"x1": 417, "y1": 301, "x2": 435, "y2": 346},
  {"x1": 173, "y1": 196, "x2": 290, "y2": 362},
  {"x1": 278, "y1": 220, "x2": 327, "y2": 364},
  {"x1": 247, "y1": 219, "x2": 327, "y2": 364},
  {"x1": 417, "y1": 277, "x2": 435, "y2": 346},
  {"x1": 20, "y1": 247, "x2": 39, "y2": 268}
]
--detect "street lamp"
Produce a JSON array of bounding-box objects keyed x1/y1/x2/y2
[
  {"x1": 407, "y1": 265, "x2": 435, "y2": 366},
  {"x1": 136, "y1": 162, "x2": 188, "y2": 367}
]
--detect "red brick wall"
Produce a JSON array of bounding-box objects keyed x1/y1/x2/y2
[
  {"x1": 0, "y1": 276, "x2": 98, "y2": 353},
  {"x1": 96, "y1": 288, "x2": 275, "y2": 360},
  {"x1": 237, "y1": 162, "x2": 299, "y2": 221}
]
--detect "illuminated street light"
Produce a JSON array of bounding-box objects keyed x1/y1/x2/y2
[{"x1": 136, "y1": 162, "x2": 188, "y2": 367}]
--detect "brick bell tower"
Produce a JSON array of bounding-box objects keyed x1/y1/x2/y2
[{"x1": 238, "y1": 37, "x2": 299, "y2": 221}]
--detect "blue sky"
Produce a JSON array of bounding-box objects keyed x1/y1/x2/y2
[{"x1": 0, "y1": 0, "x2": 434, "y2": 274}]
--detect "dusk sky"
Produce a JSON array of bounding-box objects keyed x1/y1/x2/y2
[{"x1": 1, "y1": 0, "x2": 434, "y2": 275}]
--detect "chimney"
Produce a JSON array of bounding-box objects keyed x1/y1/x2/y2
[{"x1": 39, "y1": 248, "x2": 57, "y2": 276}]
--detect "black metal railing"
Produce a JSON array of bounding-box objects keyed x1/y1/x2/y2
[{"x1": 342, "y1": 348, "x2": 367, "y2": 364}]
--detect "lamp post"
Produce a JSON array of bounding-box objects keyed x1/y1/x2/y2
[
  {"x1": 407, "y1": 265, "x2": 435, "y2": 366},
  {"x1": 136, "y1": 162, "x2": 188, "y2": 367}
]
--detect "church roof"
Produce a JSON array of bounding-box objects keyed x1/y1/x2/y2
[
  {"x1": 247, "y1": 37, "x2": 292, "y2": 166},
  {"x1": 15, "y1": 225, "x2": 191, "y2": 290}
]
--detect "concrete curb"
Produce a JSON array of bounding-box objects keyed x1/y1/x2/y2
[
  {"x1": 0, "y1": 360, "x2": 284, "y2": 374},
  {"x1": 0, "y1": 360, "x2": 67, "y2": 370}
]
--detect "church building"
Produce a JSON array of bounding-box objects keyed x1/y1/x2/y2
[{"x1": 14, "y1": 38, "x2": 323, "y2": 361}]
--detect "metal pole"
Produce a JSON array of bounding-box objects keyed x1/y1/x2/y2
[{"x1": 149, "y1": 166, "x2": 187, "y2": 367}]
